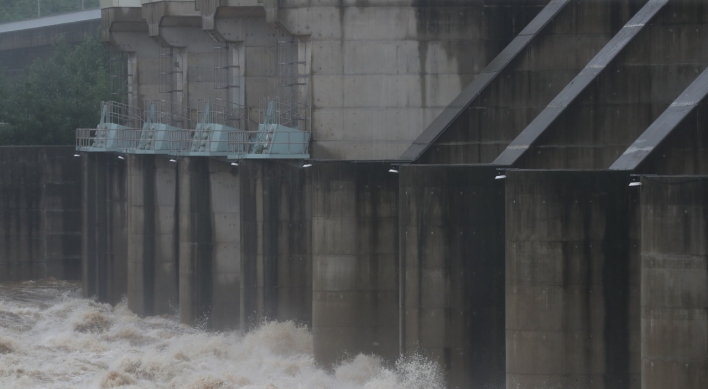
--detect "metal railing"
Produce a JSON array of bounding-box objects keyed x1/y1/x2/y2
[
  {"x1": 100, "y1": 100, "x2": 142, "y2": 129},
  {"x1": 197, "y1": 98, "x2": 248, "y2": 129},
  {"x1": 76, "y1": 127, "x2": 129, "y2": 150},
  {"x1": 144, "y1": 99, "x2": 196, "y2": 129},
  {"x1": 258, "y1": 97, "x2": 310, "y2": 132},
  {"x1": 228, "y1": 129, "x2": 310, "y2": 156}
]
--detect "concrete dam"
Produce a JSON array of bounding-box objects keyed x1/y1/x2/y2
[{"x1": 1, "y1": 0, "x2": 708, "y2": 388}]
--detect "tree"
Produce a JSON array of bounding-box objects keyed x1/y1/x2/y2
[{"x1": 0, "y1": 32, "x2": 111, "y2": 145}]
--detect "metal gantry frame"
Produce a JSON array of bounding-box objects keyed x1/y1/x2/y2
[
  {"x1": 76, "y1": 101, "x2": 143, "y2": 152},
  {"x1": 127, "y1": 99, "x2": 197, "y2": 154},
  {"x1": 226, "y1": 97, "x2": 311, "y2": 159}
]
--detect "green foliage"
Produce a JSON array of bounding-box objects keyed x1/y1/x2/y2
[
  {"x1": 0, "y1": 0, "x2": 100, "y2": 23},
  {"x1": 0, "y1": 32, "x2": 111, "y2": 145}
]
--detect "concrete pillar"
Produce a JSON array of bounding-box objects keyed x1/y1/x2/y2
[
  {"x1": 312, "y1": 162, "x2": 399, "y2": 365},
  {"x1": 127, "y1": 155, "x2": 155, "y2": 316},
  {"x1": 505, "y1": 170, "x2": 639, "y2": 389},
  {"x1": 178, "y1": 157, "x2": 213, "y2": 327},
  {"x1": 82, "y1": 153, "x2": 127, "y2": 304},
  {"x1": 178, "y1": 157, "x2": 240, "y2": 330},
  {"x1": 399, "y1": 165, "x2": 505, "y2": 389},
  {"x1": 208, "y1": 159, "x2": 241, "y2": 330},
  {"x1": 640, "y1": 176, "x2": 708, "y2": 389},
  {"x1": 240, "y1": 160, "x2": 312, "y2": 328},
  {"x1": 153, "y1": 156, "x2": 179, "y2": 313},
  {"x1": 126, "y1": 154, "x2": 178, "y2": 317}
]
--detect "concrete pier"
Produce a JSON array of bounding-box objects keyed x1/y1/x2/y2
[
  {"x1": 83, "y1": 152, "x2": 126, "y2": 303},
  {"x1": 240, "y1": 160, "x2": 312, "y2": 328},
  {"x1": 399, "y1": 165, "x2": 505, "y2": 389},
  {"x1": 126, "y1": 155, "x2": 178, "y2": 316},
  {"x1": 207, "y1": 159, "x2": 242, "y2": 330},
  {"x1": 178, "y1": 157, "x2": 214, "y2": 327},
  {"x1": 178, "y1": 157, "x2": 241, "y2": 330},
  {"x1": 505, "y1": 170, "x2": 639, "y2": 389},
  {"x1": 640, "y1": 176, "x2": 708, "y2": 389},
  {"x1": 311, "y1": 162, "x2": 399, "y2": 365}
]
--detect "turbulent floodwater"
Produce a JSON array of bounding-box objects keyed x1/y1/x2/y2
[{"x1": 0, "y1": 279, "x2": 444, "y2": 389}]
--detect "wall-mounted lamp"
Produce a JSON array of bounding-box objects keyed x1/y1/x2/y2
[
  {"x1": 629, "y1": 181, "x2": 641, "y2": 187},
  {"x1": 388, "y1": 167, "x2": 399, "y2": 174},
  {"x1": 495, "y1": 174, "x2": 506, "y2": 180},
  {"x1": 169, "y1": 158, "x2": 177, "y2": 163},
  {"x1": 117, "y1": 155, "x2": 125, "y2": 160},
  {"x1": 303, "y1": 163, "x2": 312, "y2": 168},
  {"x1": 231, "y1": 162, "x2": 239, "y2": 166},
  {"x1": 73, "y1": 154, "x2": 80, "y2": 157}
]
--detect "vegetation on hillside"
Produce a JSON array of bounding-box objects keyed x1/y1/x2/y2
[
  {"x1": 0, "y1": 32, "x2": 111, "y2": 145},
  {"x1": 0, "y1": 0, "x2": 100, "y2": 23}
]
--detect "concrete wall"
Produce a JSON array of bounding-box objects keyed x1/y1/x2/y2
[
  {"x1": 417, "y1": 0, "x2": 645, "y2": 164},
  {"x1": 517, "y1": 0, "x2": 708, "y2": 169},
  {"x1": 103, "y1": 0, "x2": 551, "y2": 160},
  {"x1": 505, "y1": 170, "x2": 639, "y2": 389},
  {"x1": 83, "y1": 152, "x2": 127, "y2": 303},
  {"x1": 640, "y1": 176, "x2": 708, "y2": 389},
  {"x1": 240, "y1": 160, "x2": 312, "y2": 327},
  {"x1": 638, "y1": 94, "x2": 708, "y2": 175},
  {"x1": 311, "y1": 162, "x2": 399, "y2": 365},
  {"x1": 0, "y1": 146, "x2": 82, "y2": 282},
  {"x1": 275, "y1": 0, "x2": 548, "y2": 160},
  {"x1": 399, "y1": 165, "x2": 505, "y2": 389}
]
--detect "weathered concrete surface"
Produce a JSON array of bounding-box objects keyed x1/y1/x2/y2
[
  {"x1": 640, "y1": 176, "x2": 708, "y2": 389},
  {"x1": 178, "y1": 157, "x2": 213, "y2": 327},
  {"x1": 506, "y1": 170, "x2": 639, "y2": 389},
  {"x1": 514, "y1": 0, "x2": 708, "y2": 169},
  {"x1": 0, "y1": 146, "x2": 82, "y2": 282},
  {"x1": 153, "y1": 156, "x2": 179, "y2": 313},
  {"x1": 276, "y1": 0, "x2": 549, "y2": 160},
  {"x1": 208, "y1": 158, "x2": 241, "y2": 330},
  {"x1": 632, "y1": 78, "x2": 708, "y2": 175},
  {"x1": 178, "y1": 157, "x2": 241, "y2": 330},
  {"x1": 82, "y1": 152, "x2": 127, "y2": 303},
  {"x1": 240, "y1": 160, "x2": 312, "y2": 328},
  {"x1": 311, "y1": 162, "x2": 399, "y2": 365},
  {"x1": 127, "y1": 155, "x2": 155, "y2": 315},
  {"x1": 399, "y1": 165, "x2": 505, "y2": 389},
  {"x1": 412, "y1": 0, "x2": 645, "y2": 164},
  {"x1": 105, "y1": 0, "x2": 552, "y2": 160},
  {"x1": 126, "y1": 155, "x2": 178, "y2": 316}
]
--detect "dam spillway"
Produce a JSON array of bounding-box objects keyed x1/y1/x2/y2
[{"x1": 1, "y1": 0, "x2": 708, "y2": 388}]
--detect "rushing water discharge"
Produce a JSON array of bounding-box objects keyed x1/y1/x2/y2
[{"x1": 0, "y1": 279, "x2": 444, "y2": 389}]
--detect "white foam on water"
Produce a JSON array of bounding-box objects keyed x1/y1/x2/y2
[{"x1": 0, "y1": 280, "x2": 445, "y2": 389}]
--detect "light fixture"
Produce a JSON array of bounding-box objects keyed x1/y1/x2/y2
[
  {"x1": 303, "y1": 163, "x2": 312, "y2": 168},
  {"x1": 388, "y1": 167, "x2": 399, "y2": 174},
  {"x1": 231, "y1": 162, "x2": 239, "y2": 166},
  {"x1": 117, "y1": 155, "x2": 125, "y2": 160},
  {"x1": 495, "y1": 174, "x2": 506, "y2": 180},
  {"x1": 169, "y1": 158, "x2": 177, "y2": 163},
  {"x1": 629, "y1": 182, "x2": 641, "y2": 187},
  {"x1": 73, "y1": 154, "x2": 80, "y2": 157}
]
